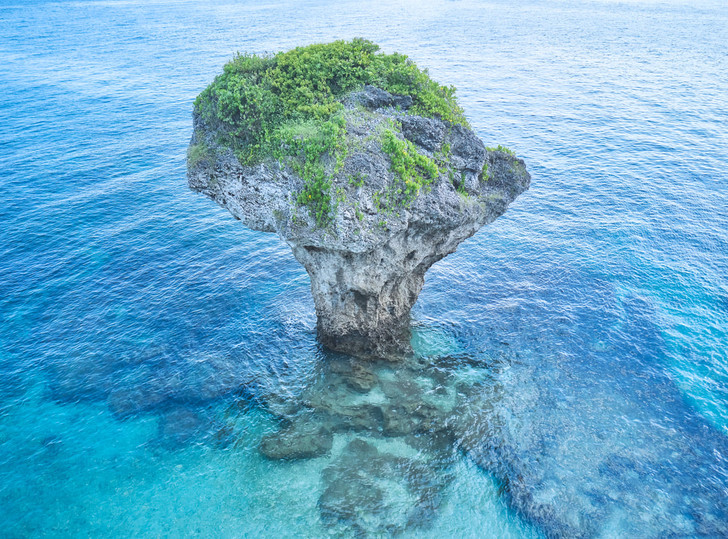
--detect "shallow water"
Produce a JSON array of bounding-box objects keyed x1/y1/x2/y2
[{"x1": 1, "y1": 0, "x2": 727, "y2": 536}]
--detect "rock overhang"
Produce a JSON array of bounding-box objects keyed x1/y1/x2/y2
[{"x1": 187, "y1": 40, "x2": 530, "y2": 357}]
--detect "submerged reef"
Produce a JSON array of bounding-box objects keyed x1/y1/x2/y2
[
  {"x1": 187, "y1": 39, "x2": 530, "y2": 356},
  {"x1": 255, "y1": 352, "x2": 492, "y2": 535}
]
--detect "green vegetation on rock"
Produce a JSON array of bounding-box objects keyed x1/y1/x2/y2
[
  {"x1": 194, "y1": 39, "x2": 468, "y2": 226},
  {"x1": 187, "y1": 142, "x2": 212, "y2": 169},
  {"x1": 486, "y1": 144, "x2": 515, "y2": 156},
  {"x1": 380, "y1": 128, "x2": 438, "y2": 204},
  {"x1": 480, "y1": 162, "x2": 490, "y2": 182}
]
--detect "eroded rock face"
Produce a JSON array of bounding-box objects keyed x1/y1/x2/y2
[{"x1": 188, "y1": 85, "x2": 530, "y2": 356}]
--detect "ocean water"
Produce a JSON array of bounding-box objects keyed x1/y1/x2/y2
[{"x1": 1, "y1": 0, "x2": 727, "y2": 536}]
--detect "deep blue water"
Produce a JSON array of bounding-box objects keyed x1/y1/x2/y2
[{"x1": 1, "y1": 0, "x2": 727, "y2": 536}]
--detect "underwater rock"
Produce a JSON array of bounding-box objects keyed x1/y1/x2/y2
[
  {"x1": 107, "y1": 380, "x2": 167, "y2": 418},
  {"x1": 48, "y1": 354, "x2": 117, "y2": 404},
  {"x1": 318, "y1": 438, "x2": 447, "y2": 535},
  {"x1": 381, "y1": 401, "x2": 443, "y2": 437},
  {"x1": 157, "y1": 407, "x2": 206, "y2": 448},
  {"x1": 328, "y1": 404, "x2": 385, "y2": 433},
  {"x1": 210, "y1": 421, "x2": 237, "y2": 449},
  {"x1": 187, "y1": 40, "x2": 529, "y2": 357},
  {"x1": 450, "y1": 290, "x2": 728, "y2": 538},
  {"x1": 182, "y1": 353, "x2": 252, "y2": 402},
  {"x1": 218, "y1": 345, "x2": 509, "y2": 537},
  {"x1": 259, "y1": 419, "x2": 333, "y2": 460},
  {"x1": 329, "y1": 358, "x2": 378, "y2": 393},
  {"x1": 106, "y1": 353, "x2": 253, "y2": 418},
  {"x1": 246, "y1": 353, "x2": 475, "y2": 534}
]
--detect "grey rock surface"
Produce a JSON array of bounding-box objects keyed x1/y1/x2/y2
[
  {"x1": 188, "y1": 86, "x2": 530, "y2": 357},
  {"x1": 259, "y1": 419, "x2": 333, "y2": 460}
]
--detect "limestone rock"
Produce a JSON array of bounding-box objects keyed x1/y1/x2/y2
[
  {"x1": 188, "y1": 85, "x2": 529, "y2": 357},
  {"x1": 258, "y1": 420, "x2": 333, "y2": 460}
]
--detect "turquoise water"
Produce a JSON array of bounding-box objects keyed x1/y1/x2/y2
[{"x1": 1, "y1": 0, "x2": 727, "y2": 536}]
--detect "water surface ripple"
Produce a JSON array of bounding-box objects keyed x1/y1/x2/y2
[{"x1": 1, "y1": 0, "x2": 727, "y2": 536}]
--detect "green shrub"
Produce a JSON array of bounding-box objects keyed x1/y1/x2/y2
[
  {"x1": 480, "y1": 162, "x2": 490, "y2": 182},
  {"x1": 486, "y1": 144, "x2": 515, "y2": 156},
  {"x1": 194, "y1": 39, "x2": 468, "y2": 227},
  {"x1": 349, "y1": 172, "x2": 367, "y2": 187},
  {"x1": 380, "y1": 129, "x2": 438, "y2": 204}
]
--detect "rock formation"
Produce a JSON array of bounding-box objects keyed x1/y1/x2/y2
[{"x1": 187, "y1": 42, "x2": 530, "y2": 357}]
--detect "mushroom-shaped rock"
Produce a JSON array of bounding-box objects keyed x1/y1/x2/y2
[{"x1": 187, "y1": 40, "x2": 530, "y2": 357}]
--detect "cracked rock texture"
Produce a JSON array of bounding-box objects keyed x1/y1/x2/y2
[{"x1": 188, "y1": 85, "x2": 530, "y2": 357}]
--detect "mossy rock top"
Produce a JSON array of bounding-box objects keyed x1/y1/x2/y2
[
  {"x1": 187, "y1": 40, "x2": 529, "y2": 250},
  {"x1": 193, "y1": 38, "x2": 469, "y2": 162},
  {"x1": 190, "y1": 40, "x2": 479, "y2": 226}
]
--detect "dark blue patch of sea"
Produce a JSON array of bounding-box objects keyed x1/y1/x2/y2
[{"x1": 0, "y1": 0, "x2": 727, "y2": 536}]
